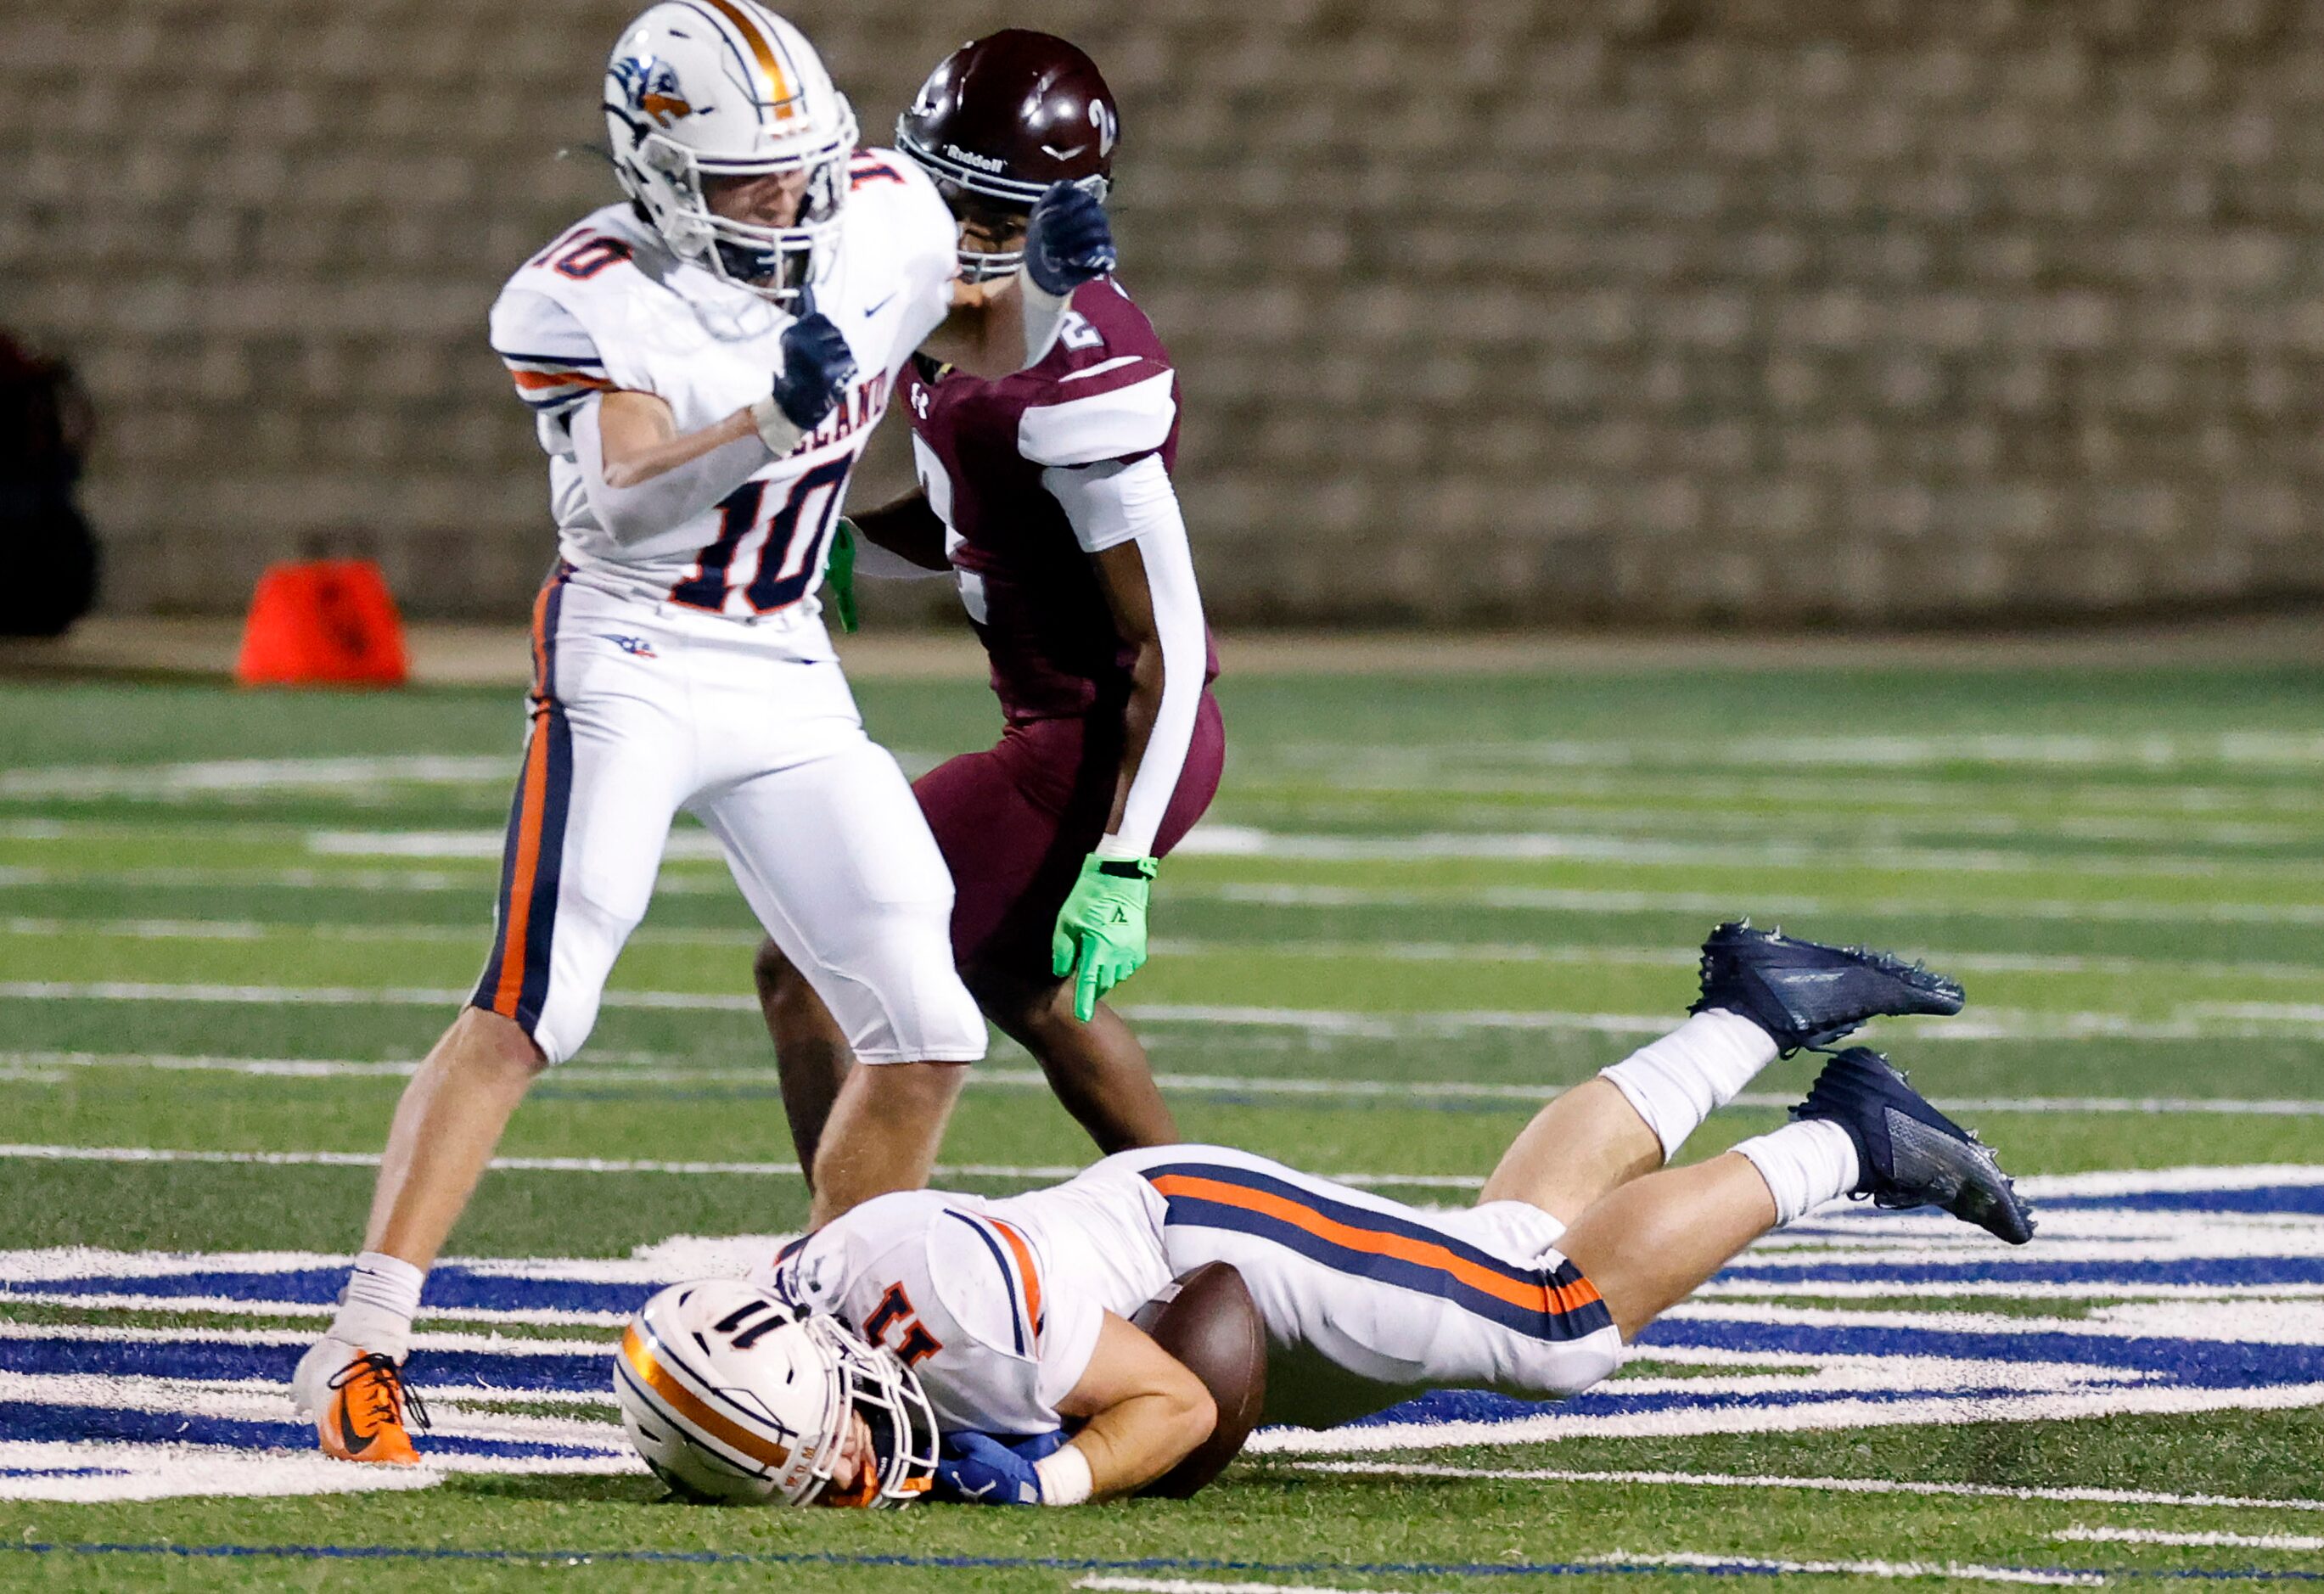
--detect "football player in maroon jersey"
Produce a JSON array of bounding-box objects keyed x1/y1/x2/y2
[{"x1": 755, "y1": 31, "x2": 1221, "y2": 1173}]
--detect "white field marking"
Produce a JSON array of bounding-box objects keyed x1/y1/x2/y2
[
  {"x1": 16, "y1": 856, "x2": 2324, "y2": 927},
  {"x1": 1283, "y1": 1461, "x2": 2324, "y2": 1516},
  {"x1": 1591, "y1": 1554, "x2": 2099, "y2": 1588},
  {"x1": 1249, "y1": 761, "x2": 2324, "y2": 822},
  {"x1": 291, "y1": 818, "x2": 2324, "y2": 885},
  {"x1": 0, "y1": 917, "x2": 772, "y2": 952},
  {"x1": 0, "y1": 1319, "x2": 611, "y2": 1359},
  {"x1": 0, "y1": 1443, "x2": 641, "y2": 1503},
  {"x1": 1266, "y1": 729, "x2": 2324, "y2": 772},
  {"x1": 10, "y1": 1050, "x2": 2324, "y2": 1123},
  {"x1": 1195, "y1": 879, "x2": 2324, "y2": 928},
  {"x1": 306, "y1": 828, "x2": 732, "y2": 863},
  {"x1": 14, "y1": 913, "x2": 2324, "y2": 987},
  {"x1": 0, "y1": 755, "x2": 517, "y2": 799},
  {"x1": 13, "y1": 981, "x2": 2324, "y2": 1046},
  {"x1": 0, "y1": 1143, "x2": 1473, "y2": 1189},
  {"x1": 0, "y1": 1288, "x2": 628, "y2": 1329},
  {"x1": 1174, "y1": 822, "x2": 2324, "y2": 884},
  {"x1": 0, "y1": 1242, "x2": 785, "y2": 1288},
  {"x1": 1693, "y1": 1280, "x2": 2324, "y2": 1302},
  {"x1": 2057, "y1": 1525, "x2": 2324, "y2": 1552},
  {"x1": 2016, "y1": 1164, "x2": 2324, "y2": 1198},
  {"x1": 1076, "y1": 1570, "x2": 2096, "y2": 1594},
  {"x1": 1244, "y1": 1380, "x2": 2324, "y2": 1452},
  {"x1": 1665, "y1": 1299, "x2": 2324, "y2": 1349},
  {"x1": 0, "y1": 1370, "x2": 620, "y2": 1445}
]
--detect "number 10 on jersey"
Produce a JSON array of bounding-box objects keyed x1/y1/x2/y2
[{"x1": 669, "y1": 452, "x2": 858, "y2": 616}]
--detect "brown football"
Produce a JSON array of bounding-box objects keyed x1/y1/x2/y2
[{"x1": 1131, "y1": 1262, "x2": 1267, "y2": 1499}]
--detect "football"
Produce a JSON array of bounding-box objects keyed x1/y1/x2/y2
[{"x1": 1131, "y1": 1262, "x2": 1267, "y2": 1499}]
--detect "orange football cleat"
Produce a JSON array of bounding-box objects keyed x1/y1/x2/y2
[{"x1": 315, "y1": 1350, "x2": 430, "y2": 1464}]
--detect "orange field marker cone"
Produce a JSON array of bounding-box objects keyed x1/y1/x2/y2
[{"x1": 234, "y1": 559, "x2": 411, "y2": 688}]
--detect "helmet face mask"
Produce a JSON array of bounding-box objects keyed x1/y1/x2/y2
[
  {"x1": 603, "y1": 2, "x2": 859, "y2": 306},
  {"x1": 895, "y1": 30, "x2": 1118, "y2": 283},
  {"x1": 615, "y1": 1281, "x2": 937, "y2": 1508}
]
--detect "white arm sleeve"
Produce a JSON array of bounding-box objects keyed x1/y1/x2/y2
[
  {"x1": 570, "y1": 397, "x2": 772, "y2": 549},
  {"x1": 1019, "y1": 275, "x2": 1071, "y2": 367},
  {"x1": 1041, "y1": 454, "x2": 1206, "y2": 860}
]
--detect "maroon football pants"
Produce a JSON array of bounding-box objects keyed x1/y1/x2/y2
[{"x1": 913, "y1": 692, "x2": 1226, "y2": 985}]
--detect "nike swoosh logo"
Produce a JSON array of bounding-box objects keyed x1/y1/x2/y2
[
  {"x1": 864, "y1": 291, "x2": 897, "y2": 317},
  {"x1": 336, "y1": 1400, "x2": 377, "y2": 1456}
]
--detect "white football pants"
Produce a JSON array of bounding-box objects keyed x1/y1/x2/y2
[{"x1": 470, "y1": 569, "x2": 986, "y2": 1067}]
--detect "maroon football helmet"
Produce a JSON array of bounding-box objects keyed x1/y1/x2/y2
[{"x1": 896, "y1": 30, "x2": 1119, "y2": 282}]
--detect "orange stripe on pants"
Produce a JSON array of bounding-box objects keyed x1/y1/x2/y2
[{"x1": 1147, "y1": 1172, "x2": 1603, "y2": 1318}]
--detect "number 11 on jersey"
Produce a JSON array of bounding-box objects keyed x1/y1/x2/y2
[{"x1": 669, "y1": 451, "x2": 860, "y2": 616}]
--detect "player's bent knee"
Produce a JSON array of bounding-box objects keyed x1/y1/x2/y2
[{"x1": 817, "y1": 924, "x2": 987, "y2": 1064}]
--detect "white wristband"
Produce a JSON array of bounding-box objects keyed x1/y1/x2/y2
[
  {"x1": 1032, "y1": 1442, "x2": 1093, "y2": 1507},
  {"x1": 748, "y1": 394, "x2": 806, "y2": 458}
]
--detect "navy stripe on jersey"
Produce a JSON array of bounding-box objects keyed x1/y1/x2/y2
[{"x1": 945, "y1": 1212, "x2": 1027, "y2": 1355}]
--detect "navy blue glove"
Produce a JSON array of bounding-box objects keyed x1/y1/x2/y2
[
  {"x1": 1024, "y1": 182, "x2": 1117, "y2": 296},
  {"x1": 931, "y1": 1429, "x2": 1069, "y2": 1506},
  {"x1": 770, "y1": 308, "x2": 857, "y2": 432}
]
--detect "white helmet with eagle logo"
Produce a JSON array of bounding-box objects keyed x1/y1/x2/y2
[
  {"x1": 602, "y1": 1, "x2": 858, "y2": 305},
  {"x1": 614, "y1": 1279, "x2": 937, "y2": 1507}
]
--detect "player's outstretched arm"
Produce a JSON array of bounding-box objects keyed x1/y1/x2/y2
[
  {"x1": 1047, "y1": 459, "x2": 1208, "y2": 1021},
  {"x1": 922, "y1": 183, "x2": 1117, "y2": 379}
]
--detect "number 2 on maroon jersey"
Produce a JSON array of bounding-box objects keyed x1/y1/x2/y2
[{"x1": 668, "y1": 452, "x2": 858, "y2": 614}]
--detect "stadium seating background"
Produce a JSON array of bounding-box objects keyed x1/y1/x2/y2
[{"x1": 9, "y1": 0, "x2": 2324, "y2": 624}]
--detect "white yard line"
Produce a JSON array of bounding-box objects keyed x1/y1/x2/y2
[
  {"x1": 11, "y1": 982, "x2": 2324, "y2": 1045},
  {"x1": 1249, "y1": 1381, "x2": 2324, "y2": 1451},
  {"x1": 1196, "y1": 880, "x2": 2324, "y2": 929},
  {"x1": 1076, "y1": 1561, "x2": 2098, "y2": 1591},
  {"x1": 1283, "y1": 1461, "x2": 2324, "y2": 1515},
  {"x1": 12, "y1": 1049, "x2": 2324, "y2": 1120},
  {"x1": 14, "y1": 916, "x2": 2321, "y2": 987},
  {"x1": 2056, "y1": 1525, "x2": 2324, "y2": 1552},
  {"x1": 0, "y1": 755, "x2": 514, "y2": 799},
  {"x1": 0, "y1": 1142, "x2": 1474, "y2": 1189},
  {"x1": 1591, "y1": 1554, "x2": 2099, "y2": 1588},
  {"x1": 1175, "y1": 823, "x2": 2324, "y2": 884}
]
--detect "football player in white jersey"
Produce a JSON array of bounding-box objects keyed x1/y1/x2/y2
[
  {"x1": 290, "y1": 0, "x2": 1122, "y2": 1465},
  {"x1": 628, "y1": 925, "x2": 2032, "y2": 1506}
]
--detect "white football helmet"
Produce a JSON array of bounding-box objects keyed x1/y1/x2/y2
[
  {"x1": 602, "y1": 1, "x2": 858, "y2": 304},
  {"x1": 615, "y1": 1280, "x2": 936, "y2": 1507}
]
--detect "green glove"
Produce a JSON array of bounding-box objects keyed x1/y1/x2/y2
[
  {"x1": 822, "y1": 517, "x2": 860, "y2": 633},
  {"x1": 1052, "y1": 853, "x2": 1157, "y2": 1023}
]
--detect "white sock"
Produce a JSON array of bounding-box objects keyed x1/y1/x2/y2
[
  {"x1": 1734, "y1": 1119, "x2": 1863, "y2": 1226},
  {"x1": 1598, "y1": 1008, "x2": 1780, "y2": 1163},
  {"x1": 328, "y1": 1251, "x2": 425, "y2": 1362}
]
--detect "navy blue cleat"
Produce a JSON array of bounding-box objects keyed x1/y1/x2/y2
[
  {"x1": 1791, "y1": 1047, "x2": 2035, "y2": 1244},
  {"x1": 1690, "y1": 920, "x2": 1964, "y2": 1055}
]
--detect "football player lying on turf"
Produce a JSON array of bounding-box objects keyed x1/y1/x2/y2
[{"x1": 615, "y1": 923, "x2": 2034, "y2": 1507}]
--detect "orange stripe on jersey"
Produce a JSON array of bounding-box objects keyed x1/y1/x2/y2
[
  {"x1": 488, "y1": 581, "x2": 558, "y2": 1018},
  {"x1": 620, "y1": 1326, "x2": 790, "y2": 1469},
  {"x1": 508, "y1": 368, "x2": 612, "y2": 392},
  {"x1": 1146, "y1": 1173, "x2": 1604, "y2": 1318},
  {"x1": 987, "y1": 1218, "x2": 1043, "y2": 1335},
  {"x1": 699, "y1": 0, "x2": 796, "y2": 120}
]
